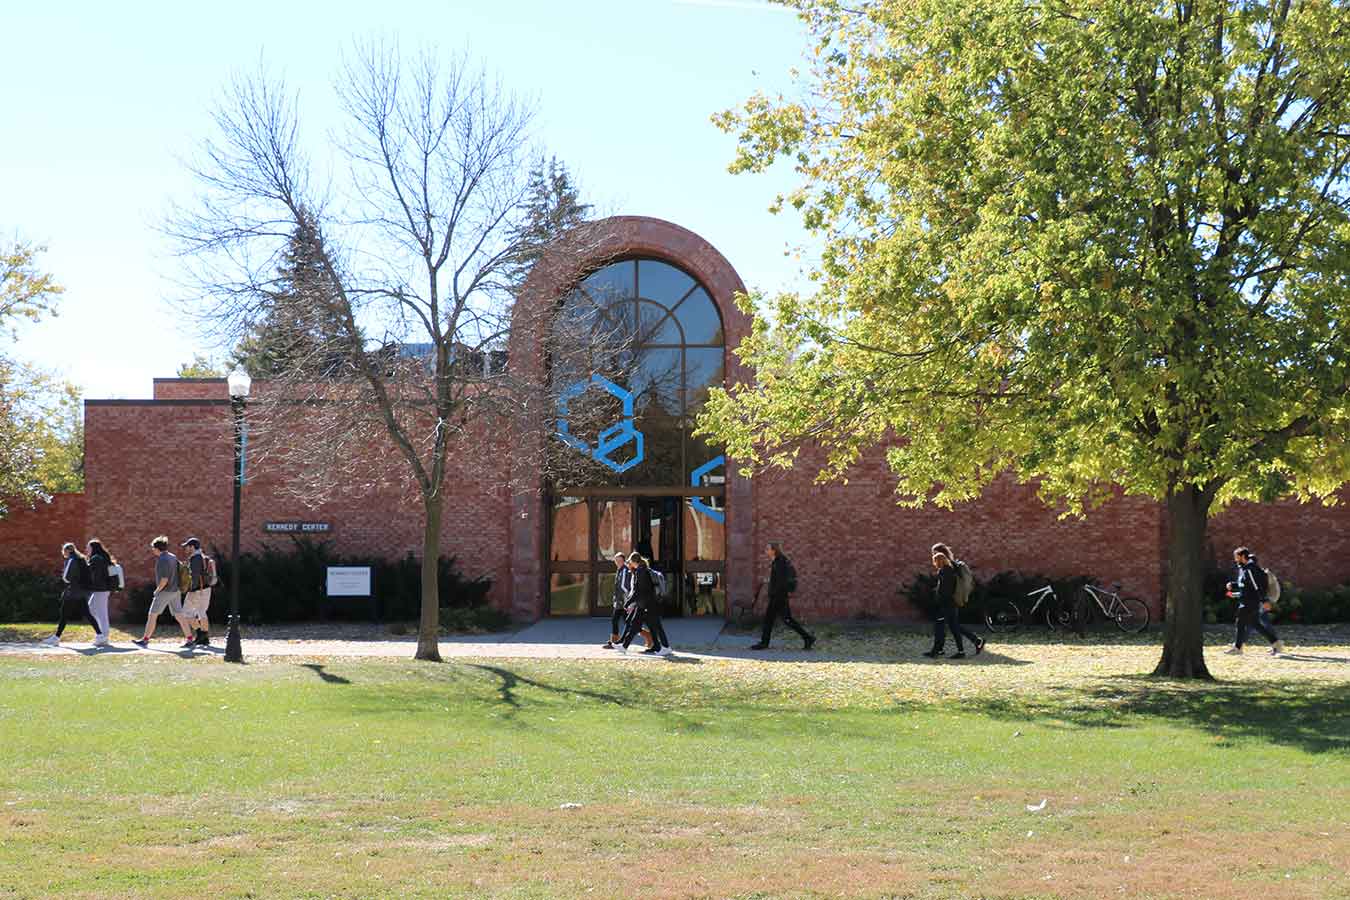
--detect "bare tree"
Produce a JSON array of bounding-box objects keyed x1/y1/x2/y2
[{"x1": 168, "y1": 44, "x2": 622, "y2": 660}]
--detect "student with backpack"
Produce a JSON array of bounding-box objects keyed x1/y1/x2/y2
[
  {"x1": 1225, "y1": 546, "x2": 1285, "y2": 656},
  {"x1": 180, "y1": 538, "x2": 215, "y2": 647},
  {"x1": 923, "y1": 548, "x2": 984, "y2": 659},
  {"x1": 619, "y1": 554, "x2": 671, "y2": 656},
  {"x1": 85, "y1": 539, "x2": 120, "y2": 647},
  {"x1": 132, "y1": 536, "x2": 194, "y2": 649},
  {"x1": 40, "y1": 543, "x2": 103, "y2": 647},
  {"x1": 750, "y1": 541, "x2": 815, "y2": 651}
]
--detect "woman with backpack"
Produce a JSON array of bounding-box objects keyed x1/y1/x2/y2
[
  {"x1": 620, "y1": 554, "x2": 671, "y2": 656},
  {"x1": 923, "y1": 549, "x2": 984, "y2": 659},
  {"x1": 40, "y1": 543, "x2": 103, "y2": 647},
  {"x1": 85, "y1": 539, "x2": 119, "y2": 648}
]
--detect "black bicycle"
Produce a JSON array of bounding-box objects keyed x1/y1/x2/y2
[{"x1": 982, "y1": 584, "x2": 1063, "y2": 633}]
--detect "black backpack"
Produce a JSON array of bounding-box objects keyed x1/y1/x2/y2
[{"x1": 71, "y1": 556, "x2": 93, "y2": 590}]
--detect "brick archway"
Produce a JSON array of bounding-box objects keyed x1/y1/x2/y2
[{"x1": 507, "y1": 216, "x2": 754, "y2": 622}]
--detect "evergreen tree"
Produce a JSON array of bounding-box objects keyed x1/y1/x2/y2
[
  {"x1": 506, "y1": 156, "x2": 592, "y2": 290},
  {"x1": 230, "y1": 208, "x2": 345, "y2": 378}
]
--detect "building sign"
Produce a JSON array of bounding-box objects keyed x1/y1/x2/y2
[
  {"x1": 326, "y1": 566, "x2": 372, "y2": 598},
  {"x1": 264, "y1": 522, "x2": 333, "y2": 534}
]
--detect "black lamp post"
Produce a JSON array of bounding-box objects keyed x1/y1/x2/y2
[{"x1": 225, "y1": 368, "x2": 252, "y2": 663}]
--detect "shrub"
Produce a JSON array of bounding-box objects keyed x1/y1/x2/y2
[
  {"x1": 208, "y1": 537, "x2": 493, "y2": 624},
  {"x1": 0, "y1": 569, "x2": 64, "y2": 622},
  {"x1": 439, "y1": 605, "x2": 512, "y2": 634},
  {"x1": 1269, "y1": 582, "x2": 1350, "y2": 625},
  {"x1": 902, "y1": 568, "x2": 1093, "y2": 625}
]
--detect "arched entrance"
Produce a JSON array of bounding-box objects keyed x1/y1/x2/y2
[
  {"x1": 507, "y1": 217, "x2": 754, "y2": 622},
  {"x1": 546, "y1": 257, "x2": 727, "y2": 617}
]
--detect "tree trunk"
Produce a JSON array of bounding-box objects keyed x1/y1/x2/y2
[
  {"x1": 415, "y1": 490, "x2": 444, "y2": 662},
  {"x1": 1153, "y1": 484, "x2": 1214, "y2": 679}
]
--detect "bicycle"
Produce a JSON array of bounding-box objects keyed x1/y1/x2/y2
[
  {"x1": 1063, "y1": 582, "x2": 1149, "y2": 633},
  {"x1": 983, "y1": 584, "x2": 1062, "y2": 633}
]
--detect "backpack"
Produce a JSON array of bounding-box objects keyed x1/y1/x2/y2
[
  {"x1": 177, "y1": 560, "x2": 192, "y2": 594},
  {"x1": 107, "y1": 563, "x2": 124, "y2": 592},
  {"x1": 1262, "y1": 566, "x2": 1280, "y2": 603},
  {"x1": 71, "y1": 556, "x2": 93, "y2": 591},
  {"x1": 197, "y1": 555, "x2": 217, "y2": 591},
  {"x1": 953, "y1": 560, "x2": 975, "y2": 608},
  {"x1": 784, "y1": 558, "x2": 798, "y2": 594},
  {"x1": 651, "y1": 568, "x2": 668, "y2": 598}
]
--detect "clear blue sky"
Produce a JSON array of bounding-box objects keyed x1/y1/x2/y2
[{"x1": 3, "y1": 0, "x2": 810, "y2": 399}]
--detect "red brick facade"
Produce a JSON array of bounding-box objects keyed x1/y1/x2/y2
[{"x1": 2, "y1": 216, "x2": 1348, "y2": 621}]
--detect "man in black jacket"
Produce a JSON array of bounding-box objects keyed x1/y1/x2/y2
[
  {"x1": 1225, "y1": 546, "x2": 1284, "y2": 656},
  {"x1": 603, "y1": 553, "x2": 631, "y2": 649},
  {"x1": 750, "y1": 542, "x2": 815, "y2": 651},
  {"x1": 923, "y1": 550, "x2": 984, "y2": 659}
]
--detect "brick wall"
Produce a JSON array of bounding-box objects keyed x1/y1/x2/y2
[
  {"x1": 80, "y1": 398, "x2": 512, "y2": 615},
  {"x1": 0, "y1": 493, "x2": 88, "y2": 571},
  {"x1": 752, "y1": 449, "x2": 1166, "y2": 618},
  {"x1": 1207, "y1": 494, "x2": 1350, "y2": 589}
]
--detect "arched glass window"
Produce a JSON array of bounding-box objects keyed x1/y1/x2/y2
[{"x1": 555, "y1": 257, "x2": 726, "y2": 487}]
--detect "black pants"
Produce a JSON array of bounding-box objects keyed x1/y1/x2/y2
[
  {"x1": 621, "y1": 604, "x2": 666, "y2": 650},
  {"x1": 1235, "y1": 603, "x2": 1278, "y2": 648},
  {"x1": 760, "y1": 594, "x2": 812, "y2": 646},
  {"x1": 609, "y1": 606, "x2": 625, "y2": 638},
  {"x1": 932, "y1": 603, "x2": 979, "y2": 653},
  {"x1": 55, "y1": 587, "x2": 99, "y2": 638}
]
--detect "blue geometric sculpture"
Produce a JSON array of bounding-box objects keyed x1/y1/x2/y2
[
  {"x1": 690, "y1": 455, "x2": 725, "y2": 523},
  {"x1": 556, "y1": 375, "x2": 646, "y2": 474}
]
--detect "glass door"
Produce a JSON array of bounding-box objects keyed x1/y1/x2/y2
[
  {"x1": 636, "y1": 496, "x2": 684, "y2": 616},
  {"x1": 592, "y1": 499, "x2": 634, "y2": 616}
]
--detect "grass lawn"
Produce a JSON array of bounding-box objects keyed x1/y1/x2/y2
[{"x1": 0, "y1": 629, "x2": 1347, "y2": 899}]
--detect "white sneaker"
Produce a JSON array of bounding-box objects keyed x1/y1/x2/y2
[
  {"x1": 93, "y1": 635, "x2": 110, "y2": 647},
  {"x1": 1271, "y1": 641, "x2": 1285, "y2": 655},
  {"x1": 1223, "y1": 645, "x2": 1243, "y2": 655},
  {"x1": 658, "y1": 646, "x2": 674, "y2": 657},
  {"x1": 618, "y1": 645, "x2": 628, "y2": 655},
  {"x1": 40, "y1": 634, "x2": 60, "y2": 647}
]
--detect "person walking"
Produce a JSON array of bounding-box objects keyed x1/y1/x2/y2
[
  {"x1": 85, "y1": 539, "x2": 118, "y2": 647},
  {"x1": 603, "y1": 552, "x2": 632, "y2": 649},
  {"x1": 749, "y1": 541, "x2": 815, "y2": 651},
  {"x1": 620, "y1": 554, "x2": 671, "y2": 657},
  {"x1": 1225, "y1": 546, "x2": 1285, "y2": 656},
  {"x1": 923, "y1": 550, "x2": 984, "y2": 659},
  {"x1": 131, "y1": 536, "x2": 193, "y2": 649},
  {"x1": 40, "y1": 543, "x2": 102, "y2": 647},
  {"x1": 180, "y1": 538, "x2": 213, "y2": 647}
]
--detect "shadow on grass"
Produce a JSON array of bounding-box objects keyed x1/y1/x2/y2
[
  {"x1": 963, "y1": 678, "x2": 1350, "y2": 756},
  {"x1": 302, "y1": 663, "x2": 351, "y2": 685}
]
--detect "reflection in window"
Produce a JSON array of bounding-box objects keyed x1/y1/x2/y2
[
  {"x1": 553, "y1": 257, "x2": 726, "y2": 487},
  {"x1": 550, "y1": 497, "x2": 589, "y2": 561},
  {"x1": 637, "y1": 259, "x2": 695, "y2": 306},
  {"x1": 671, "y1": 289, "x2": 722, "y2": 345},
  {"x1": 583, "y1": 261, "x2": 635, "y2": 306},
  {"x1": 549, "y1": 572, "x2": 591, "y2": 615}
]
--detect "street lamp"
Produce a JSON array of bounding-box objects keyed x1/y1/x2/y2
[{"x1": 225, "y1": 368, "x2": 252, "y2": 663}]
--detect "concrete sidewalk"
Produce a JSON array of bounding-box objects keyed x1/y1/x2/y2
[{"x1": 0, "y1": 616, "x2": 812, "y2": 661}]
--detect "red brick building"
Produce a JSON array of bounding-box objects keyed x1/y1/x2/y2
[{"x1": 3, "y1": 216, "x2": 1348, "y2": 622}]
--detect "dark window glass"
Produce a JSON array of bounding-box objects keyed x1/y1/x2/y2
[
  {"x1": 583, "y1": 261, "x2": 635, "y2": 307},
  {"x1": 630, "y1": 347, "x2": 682, "y2": 417},
  {"x1": 637, "y1": 301, "x2": 682, "y2": 346},
  {"x1": 672, "y1": 289, "x2": 723, "y2": 344},
  {"x1": 684, "y1": 347, "x2": 725, "y2": 413},
  {"x1": 637, "y1": 259, "x2": 695, "y2": 306}
]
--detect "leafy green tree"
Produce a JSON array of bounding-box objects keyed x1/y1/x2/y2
[
  {"x1": 0, "y1": 242, "x2": 74, "y2": 515},
  {"x1": 1, "y1": 240, "x2": 62, "y2": 335},
  {"x1": 176, "y1": 354, "x2": 224, "y2": 378},
  {"x1": 704, "y1": 0, "x2": 1350, "y2": 677}
]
